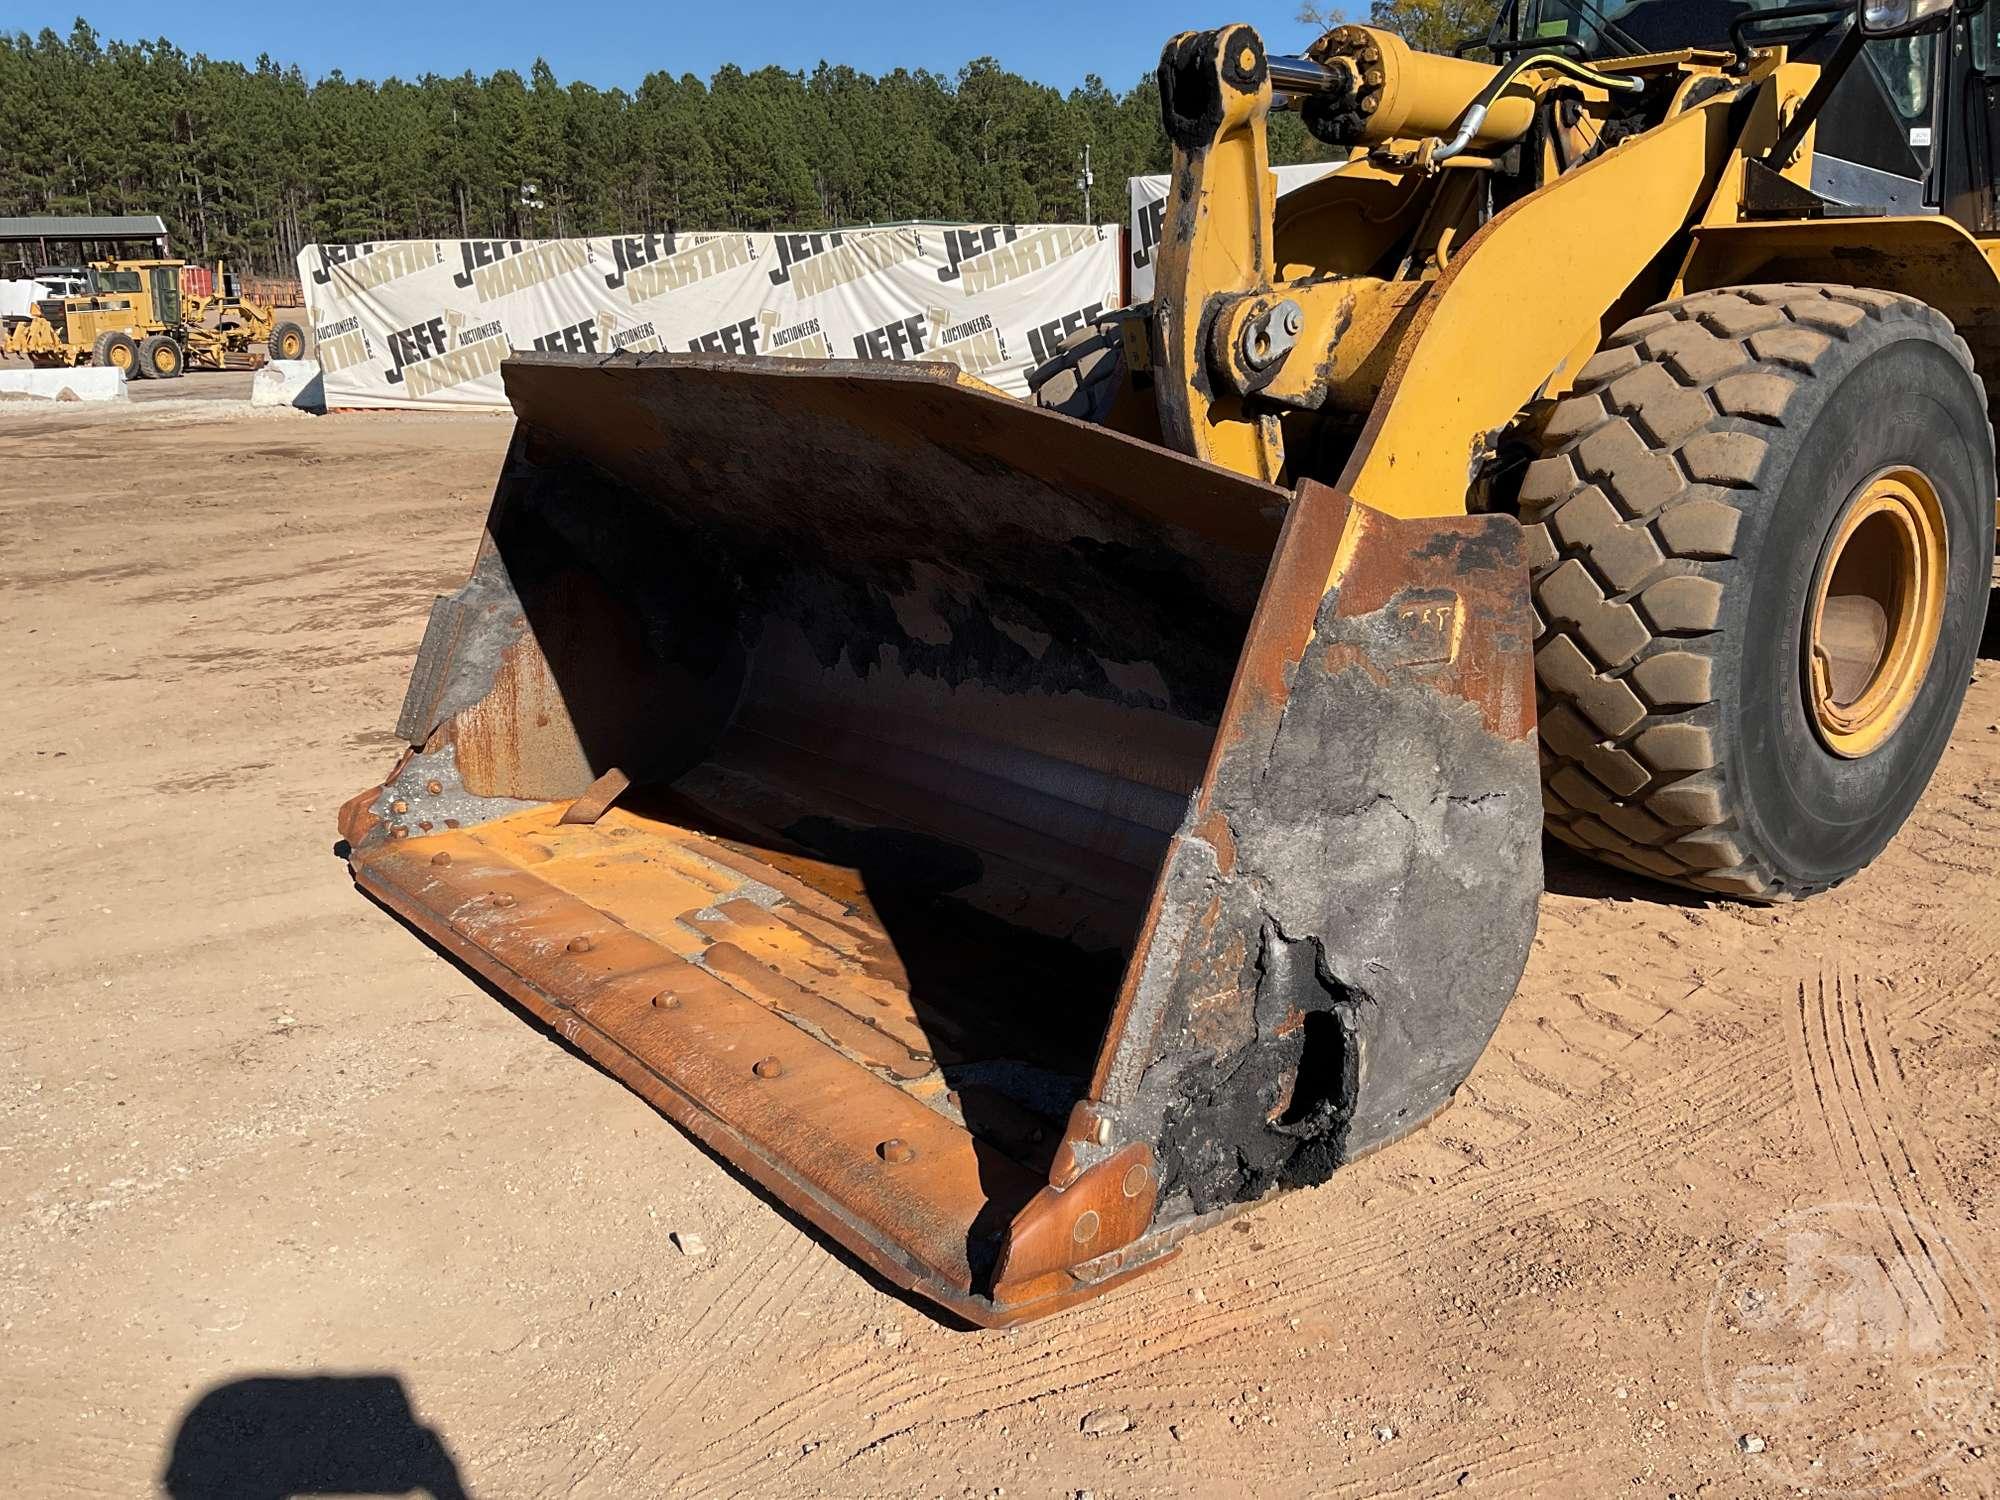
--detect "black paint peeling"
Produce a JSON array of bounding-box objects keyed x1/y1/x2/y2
[
  {"x1": 1157, "y1": 32, "x2": 1230, "y2": 153},
  {"x1": 1157, "y1": 921, "x2": 1363, "y2": 1212}
]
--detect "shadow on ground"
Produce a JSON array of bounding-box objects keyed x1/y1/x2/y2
[
  {"x1": 162, "y1": 1373, "x2": 467, "y2": 1500},
  {"x1": 1540, "y1": 838, "x2": 1709, "y2": 903},
  {"x1": 1978, "y1": 583, "x2": 2000, "y2": 661}
]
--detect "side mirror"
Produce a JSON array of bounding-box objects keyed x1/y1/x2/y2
[{"x1": 1859, "y1": 0, "x2": 1954, "y2": 37}]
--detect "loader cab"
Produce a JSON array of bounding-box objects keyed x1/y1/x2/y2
[{"x1": 1520, "y1": 0, "x2": 1940, "y2": 212}]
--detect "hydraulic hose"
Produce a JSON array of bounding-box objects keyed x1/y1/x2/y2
[
  {"x1": 1278, "y1": 27, "x2": 1645, "y2": 156},
  {"x1": 1425, "y1": 49, "x2": 1645, "y2": 164}
]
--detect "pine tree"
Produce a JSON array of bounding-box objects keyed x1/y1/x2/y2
[
  {"x1": 1297, "y1": 0, "x2": 1501, "y2": 56},
  {"x1": 0, "y1": 18, "x2": 1346, "y2": 270}
]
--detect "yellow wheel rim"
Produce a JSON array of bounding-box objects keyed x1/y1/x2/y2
[
  {"x1": 110, "y1": 343, "x2": 133, "y2": 370},
  {"x1": 1805, "y1": 466, "x2": 1948, "y2": 758},
  {"x1": 282, "y1": 332, "x2": 301, "y2": 358},
  {"x1": 153, "y1": 344, "x2": 175, "y2": 373}
]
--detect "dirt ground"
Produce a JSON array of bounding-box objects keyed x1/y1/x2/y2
[
  {"x1": 4, "y1": 392, "x2": 1999, "y2": 1499},
  {"x1": 122, "y1": 368, "x2": 259, "y2": 403}
]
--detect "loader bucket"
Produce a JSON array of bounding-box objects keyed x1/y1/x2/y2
[{"x1": 340, "y1": 351, "x2": 1544, "y2": 1325}]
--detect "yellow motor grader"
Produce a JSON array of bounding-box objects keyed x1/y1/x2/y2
[
  {"x1": 340, "y1": 0, "x2": 1996, "y2": 1324},
  {"x1": 1, "y1": 258, "x2": 306, "y2": 378}
]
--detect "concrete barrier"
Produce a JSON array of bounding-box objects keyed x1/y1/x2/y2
[
  {"x1": 0, "y1": 367, "x2": 129, "y2": 403},
  {"x1": 252, "y1": 359, "x2": 325, "y2": 412}
]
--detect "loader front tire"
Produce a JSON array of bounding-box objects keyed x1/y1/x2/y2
[
  {"x1": 1029, "y1": 320, "x2": 1125, "y2": 424},
  {"x1": 1518, "y1": 285, "x2": 1993, "y2": 900}
]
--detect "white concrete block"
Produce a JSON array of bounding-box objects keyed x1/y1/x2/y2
[
  {"x1": 0, "y1": 367, "x2": 130, "y2": 403},
  {"x1": 252, "y1": 359, "x2": 325, "y2": 412}
]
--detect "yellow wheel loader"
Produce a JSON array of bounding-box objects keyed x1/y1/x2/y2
[{"x1": 341, "y1": 0, "x2": 1996, "y2": 1323}]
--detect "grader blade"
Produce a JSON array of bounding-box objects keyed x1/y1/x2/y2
[{"x1": 340, "y1": 351, "x2": 1542, "y2": 1325}]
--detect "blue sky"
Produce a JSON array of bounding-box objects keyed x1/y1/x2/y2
[{"x1": 11, "y1": 3, "x2": 1338, "y2": 92}]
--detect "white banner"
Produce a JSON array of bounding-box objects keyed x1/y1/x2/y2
[
  {"x1": 299, "y1": 224, "x2": 1124, "y2": 410},
  {"x1": 1127, "y1": 162, "x2": 1349, "y2": 304}
]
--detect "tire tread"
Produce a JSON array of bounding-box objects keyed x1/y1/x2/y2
[{"x1": 1522, "y1": 284, "x2": 1983, "y2": 900}]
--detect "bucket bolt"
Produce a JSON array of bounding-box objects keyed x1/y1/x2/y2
[
  {"x1": 1240, "y1": 298, "x2": 1302, "y2": 372},
  {"x1": 1214, "y1": 295, "x2": 1304, "y2": 394}
]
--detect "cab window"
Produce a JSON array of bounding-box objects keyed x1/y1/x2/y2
[
  {"x1": 1532, "y1": 0, "x2": 1932, "y2": 107},
  {"x1": 1863, "y1": 35, "x2": 1931, "y2": 121},
  {"x1": 1973, "y1": 0, "x2": 2000, "y2": 71},
  {"x1": 1526, "y1": 0, "x2": 1933, "y2": 133}
]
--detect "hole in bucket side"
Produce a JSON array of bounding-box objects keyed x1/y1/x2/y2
[{"x1": 1272, "y1": 1007, "x2": 1361, "y2": 1189}]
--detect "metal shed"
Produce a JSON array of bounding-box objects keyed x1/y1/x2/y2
[{"x1": 0, "y1": 215, "x2": 171, "y2": 274}]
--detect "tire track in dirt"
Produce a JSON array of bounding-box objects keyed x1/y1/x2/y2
[
  {"x1": 1788, "y1": 965, "x2": 1988, "y2": 1326},
  {"x1": 543, "y1": 805, "x2": 1821, "y2": 1493},
  {"x1": 644, "y1": 1017, "x2": 1792, "y2": 1496},
  {"x1": 569, "y1": 940, "x2": 1766, "y2": 1489},
  {"x1": 569, "y1": 1227, "x2": 850, "y2": 1494},
  {"x1": 1315, "y1": 1428, "x2": 1580, "y2": 1498},
  {"x1": 1894, "y1": 914, "x2": 2000, "y2": 1042},
  {"x1": 1864, "y1": 759, "x2": 2000, "y2": 1037},
  {"x1": 627, "y1": 873, "x2": 1826, "y2": 1495}
]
